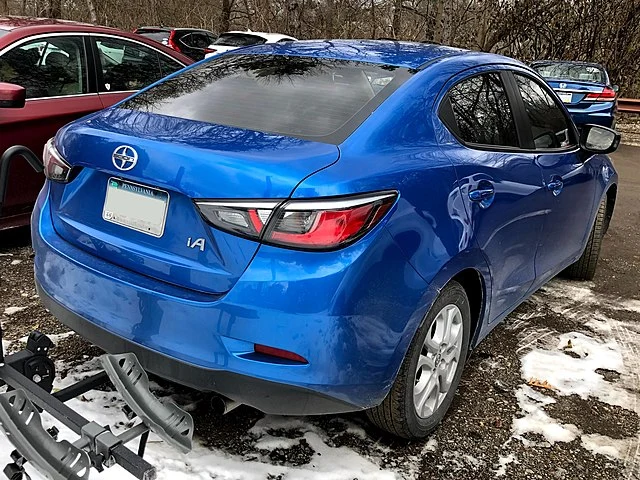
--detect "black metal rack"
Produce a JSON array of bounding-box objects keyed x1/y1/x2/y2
[{"x1": 0, "y1": 146, "x2": 193, "y2": 480}]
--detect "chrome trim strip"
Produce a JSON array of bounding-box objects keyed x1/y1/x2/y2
[
  {"x1": 554, "y1": 88, "x2": 601, "y2": 94},
  {"x1": 195, "y1": 200, "x2": 282, "y2": 210},
  {"x1": 0, "y1": 31, "x2": 80, "y2": 55},
  {"x1": 26, "y1": 93, "x2": 99, "y2": 102},
  {"x1": 283, "y1": 192, "x2": 397, "y2": 211}
]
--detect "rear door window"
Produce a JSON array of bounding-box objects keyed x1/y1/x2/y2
[
  {"x1": 514, "y1": 74, "x2": 575, "y2": 149},
  {"x1": 137, "y1": 31, "x2": 170, "y2": 45},
  {"x1": 181, "y1": 33, "x2": 210, "y2": 49},
  {"x1": 120, "y1": 54, "x2": 413, "y2": 143},
  {"x1": 0, "y1": 36, "x2": 88, "y2": 99},
  {"x1": 442, "y1": 72, "x2": 519, "y2": 148},
  {"x1": 213, "y1": 33, "x2": 267, "y2": 47},
  {"x1": 93, "y1": 37, "x2": 180, "y2": 92}
]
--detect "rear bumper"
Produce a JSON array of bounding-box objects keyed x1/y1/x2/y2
[
  {"x1": 568, "y1": 104, "x2": 615, "y2": 128},
  {"x1": 36, "y1": 281, "x2": 356, "y2": 414},
  {"x1": 32, "y1": 183, "x2": 432, "y2": 414}
]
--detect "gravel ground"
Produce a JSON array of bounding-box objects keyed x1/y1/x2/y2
[{"x1": 0, "y1": 145, "x2": 638, "y2": 479}]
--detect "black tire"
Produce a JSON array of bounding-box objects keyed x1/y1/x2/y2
[
  {"x1": 563, "y1": 197, "x2": 607, "y2": 281},
  {"x1": 366, "y1": 281, "x2": 471, "y2": 439}
]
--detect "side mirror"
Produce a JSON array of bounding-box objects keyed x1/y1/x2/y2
[
  {"x1": 612, "y1": 85, "x2": 619, "y2": 93},
  {"x1": 0, "y1": 82, "x2": 26, "y2": 109},
  {"x1": 580, "y1": 124, "x2": 620, "y2": 154}
]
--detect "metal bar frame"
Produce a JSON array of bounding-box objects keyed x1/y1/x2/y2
[{"x1": 0, "y1": 327, "x2": 155, "y2": 480}]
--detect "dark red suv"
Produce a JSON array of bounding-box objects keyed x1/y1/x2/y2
[{"x1": 0, "y1": 16, "x2": 192, "y2": 231}]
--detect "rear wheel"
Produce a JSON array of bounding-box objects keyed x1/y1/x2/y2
[
  {"x1": 367, "y1": 281, "x2": 471, "y2": 439},
  {"x1": 563, "y1": 197, "x2": 607, "y2": 281}
]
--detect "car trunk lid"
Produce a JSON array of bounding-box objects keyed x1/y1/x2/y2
[
  {"x1": 546, "y1": 79, "x2": 607, "y2": 106},
  {"x1": 49, "y1": 109, "x2": 339, "y2": 294}
]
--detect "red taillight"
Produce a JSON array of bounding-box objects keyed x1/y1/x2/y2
[
  {"x1": 195, "y1": 191, "x2": 397, "y2": 250},
  {"x1": 584, "y1": 87, "x2": 616, "y2": 102},
  {"x1": 167, "y1": 31, "x2": 180, "y2": 52},
  {"x1": 254, "y1": 344, "x2": 308, "y2": 364},
  {"x1": 42, "y1": 138, "x2": 73, "y2": 183},
  {"x1": 204, "y1": 47, "x2": 217, "y2": 55}
]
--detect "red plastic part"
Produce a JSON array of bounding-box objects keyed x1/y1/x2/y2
[
  {"x1": 584, "y1": 86, "x2": 616, "y2": 102},
  {"x1": 254, "y1": 344, "x2": 308, "y2": 364}
]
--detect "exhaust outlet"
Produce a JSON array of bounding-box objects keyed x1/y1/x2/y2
[{"x1": 210, "y1": 395, "x2": 240, "y2": 415}]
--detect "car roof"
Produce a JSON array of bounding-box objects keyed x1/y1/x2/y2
[
  {"x1": 234, "y1": 39, "x2": 509, "y2": 70},
  {"x1": 0, "y1": 16, "x2": 194, "y2": 64},
  {"x1": 222, "y1": 30, "x2": 297, "y2": 41},
  {"x1": 136, "y1": 26, "x2": 214, "y2": 33}
]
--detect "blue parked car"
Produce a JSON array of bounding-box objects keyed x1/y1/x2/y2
[
  {"x1": 33, "y1": 41, "x2": 620, "y2": 439},
  {"x1": 531, "y1": 60, "x2": 618, "y2": 128}
]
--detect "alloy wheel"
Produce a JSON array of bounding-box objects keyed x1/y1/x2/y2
[{"x1": 413, "y1": 304, "x2": 464, "y2": 418}]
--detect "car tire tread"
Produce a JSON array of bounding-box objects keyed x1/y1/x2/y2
[{"x1": 366, "y1": 281, "x2": 471, "y2": 439}]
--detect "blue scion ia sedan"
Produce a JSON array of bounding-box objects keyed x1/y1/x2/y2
[
  {"x1": 531, "y1": 60, "x2": 618, "y2": 128},
  {"x1": 33, "y1": 41, "x2": 620, "y2": 439}
]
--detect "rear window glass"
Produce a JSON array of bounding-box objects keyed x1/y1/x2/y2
[
  {"x1": 0, "y1": 28, "x2": 8, "y2": 38},
  {"x1": 120, "y1": 54, "x2": 412, "y2": 143},
  {"x1": 137, "y1": 31, "x2": 170, "y2": 44},
  {"x1": 533, "y1": 63, "x2": 606, "y2": 84},
  {"x1": 213, "y1": 33, "x2": 267, "y2": 47}
]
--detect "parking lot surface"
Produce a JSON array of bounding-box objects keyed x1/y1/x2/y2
[{"x1": 0, "y1": 145, "x2": 638, "y2": 479}]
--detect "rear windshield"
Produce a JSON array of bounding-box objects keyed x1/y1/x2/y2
[
  {"x1": 137, "y1": 31, "x2": 170, "y2": 44},
  {"x1": 120, "y1": 54, "x2": 413, "y2": 143},
  {"x1": 533, "y1": 63, "x2": 606, "y2": 84},
  {"x1": 213, "y1": 33, "x2": 267, "y2": 47}
]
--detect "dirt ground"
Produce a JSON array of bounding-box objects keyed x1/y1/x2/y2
[{"x1": 0, "y1": 145, "x2": 638, "y2": 479}]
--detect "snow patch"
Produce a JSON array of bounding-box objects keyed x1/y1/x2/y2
[
  {"x1": 3, "y1": 306, "x2": 27, "y2": 316},
  {"x1": 520, "y1": 332, "x2": 634, "y2": 409},
  {"x1": 10, "y1": 259, "x2": 22, "y2": 265},
  {"x1": 422, "y1": 438, "x2": 438, "y2": 453},
  {"x1": 494, "y1": 454, "x2": 517, "y2": 477},
  {"x1": 512, "y1": 385, "x2": 579, "y2": 444},
  {"x1": 581, "y1": 433, "x2": 635, "y2": 460},
  {"x1": 0, "y1": 365, "x2": 398, "y2": 480}
]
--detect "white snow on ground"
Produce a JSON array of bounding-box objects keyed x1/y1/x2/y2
[
  {"x1": 494, "y1": 454, "x2": 517, "y2": 477},
  {"x1": 3, "y1": 306, "x2": 27, "y2": 315},
  {"x1": 10, "y1": 259, "x2": 22, "y2": 265},
  {"x1": 512, "y1": 280, "x2": 640, "y2": 475},
  {"x1": 581, "y1": 434, "x2": 636, "y2": 460},
  {"x1": 520, "y1": 332, "x2": 634, "y2": 409},
  {"x1": 0, "y1": 360, "x2": 399, "y2": 480},
  {"x1": 512, "y1": 385, "x2": 579, "y2": 444}
]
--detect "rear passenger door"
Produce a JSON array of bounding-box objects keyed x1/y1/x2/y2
[
  {"x1": 438, "y1": 70, "x2": 547, "y2": 322},
  {"x1": 510, "y1": 72, "x2": 596, "y2": 278},
  {"x1": 91, "y1": 36, "x2": 184, "y2": 108}
]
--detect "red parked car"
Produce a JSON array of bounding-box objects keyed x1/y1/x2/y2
[{"x1": 0, "y1": 16, "x2": 193, "y2": 230}]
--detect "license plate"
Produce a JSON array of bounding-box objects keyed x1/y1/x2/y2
[
  {"x1": 102, "y1": 178, "x2": 169, "y2": 237},
  {"x1": 558, "y1": 92, "x2": 572, "y2": 103}
]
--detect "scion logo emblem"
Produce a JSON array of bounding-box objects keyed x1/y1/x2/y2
[
  {"x1": 559, "y1": 82, "x2": 567, "y2": 89},
  {"x1": 112, "y1": 145, "x2": 138, "y2": 171}
]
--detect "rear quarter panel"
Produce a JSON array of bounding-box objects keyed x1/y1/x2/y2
[{"x1": 292, "y1": 62, "x2": 494, "y2": 371}]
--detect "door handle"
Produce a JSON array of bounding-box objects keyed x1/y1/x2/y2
[
  {"x1": 546, "y1": 178, "x2": 564, "y2": 196},
  {"x1": 469, "y1": 187, "x2": 495, "y2": 202}
]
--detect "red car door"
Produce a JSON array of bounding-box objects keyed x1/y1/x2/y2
[
  {"x1": 0, "y1": 35, "x2": 102, "y2": 228},
  {"x1": 91, "y1": 35, "x2": 185, "y2": 108}
]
